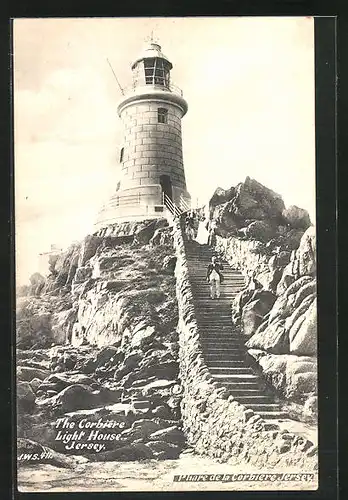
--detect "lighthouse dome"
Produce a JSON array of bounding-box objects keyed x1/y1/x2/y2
[{"x1": 131, "y1": 42, "x2": 173, "y2": 70}]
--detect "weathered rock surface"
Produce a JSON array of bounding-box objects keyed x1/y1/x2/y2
[
  {"x1": 206, "y1": 178, "x2": 316, "y2": 408},
  {"x1": 282, "y1": 206, "x2": 311, "y2": 230},
  {"x1": 248, "y1": 350, "x2": 317, "y2": 402},
  {"x1": 16, "y1": 224, "x2": 185, "y2": 463}
]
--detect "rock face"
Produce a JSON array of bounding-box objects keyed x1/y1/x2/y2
[
  {"x1": 209, "y1": 177, "x2": 310, "y2": 249},
  {"x1": 207, "y1": 178, "x2": 316, "y2": 407},
  {"x1": 172, "y1": 219, "x2": 317, "y2": 469},
  {"x1": 16, "y1": 178, "x2": 317, "y2": 471},
  {"x1": 17, "y1": 219, "x2": 185, "y2": 462}
]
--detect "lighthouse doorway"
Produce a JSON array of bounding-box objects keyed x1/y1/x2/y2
[{"x1": 160, "y1": 175, "x2": 173, "y2": 201}]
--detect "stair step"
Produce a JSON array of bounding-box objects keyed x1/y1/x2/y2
[
  {"x1": 195, "y1": 301, "x2": 237, "y2": 304},
  {"x1": 224, "y1": 384, "x2": 264, "y2": 391},
  {"x1": 256, "y1": 412, "x2": 288, "y2": 420},
  {"x1": 198, "y1": 318, "x2": 232, "y2": 322},
  {"x1": 263, "y1": 423, "x2": 281, "y2": 431},
  {"x1": 202, "y1": 345, "x2": 245, "y2": 350},
  {"x1": 200, "y1": 328, "x2": 237, "y2": 332},
  {"x1": 198, "y1": 324, "x2": 232, "y2": 327},
  {"x1": 233, "y1": 395, "x2": 277, "y2": 404},
  {"x1": 201, "y1": 332, "x2": 240, "y2": 336},
  {"x1": 200, "y1": 338, "x2": 243, "y2": 342},
  {"x1": 244, "y1": 404, "x2": 282, "y2": 412},
  {"x1": 208, "y1": 364, "x2": 251, "y2": 370},
  {"x1": 195, "y1": 310, "x2": 231, "y2": 314},
  {"x1": 200, "y1": 335, "x2": 241, "y2": 339},
  {"x1": 200, "y1": 337, "x2": 242, "y2": 341},
  {"x1": 212, "y1": 374, "x2": 259, "y2": 379},
  {"x1": 202, "y1": 347, "x2": 244, "y2": 352},
  {"x1": 225, "y1": 388, "x2": 266, "y2": 395},
  {"x1": 202, "y1": 341, "x2": 243, "y2": 346},
  {"x1": 189, "y1": 276, "x2": 244, "y2": 280},
  {"x1": 200, "y1": 330, "x2": 238, "y2": 334},
  {"x1": 207, "y1": 360, "x2": 245, "y2": 366},
  {"x1": 205, "y1": 354, "x2": 243, "y2": 360},
  {"x1": 209, "y1": 367, "x2": 253, "y2": 374}
]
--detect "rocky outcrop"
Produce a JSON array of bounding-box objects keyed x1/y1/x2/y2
[
  {"x1": 172, "y1": 219, "x2": 317, "y2": 469},
  {"x1": 208, "y1": 179, "x2": 316, "y2": 408},
  {"x1": 209, "y1": 177, "x2": 310, "y2": 249},
  {"x1": 17, "y1": 220, "x2": 186, "y2": 462}
]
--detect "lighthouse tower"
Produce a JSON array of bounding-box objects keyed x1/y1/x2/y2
[{"x1": 95, "y1": 40, "x2": 191, "y2": 229}]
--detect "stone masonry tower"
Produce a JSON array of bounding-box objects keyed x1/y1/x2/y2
[{"x1": 95, "y1": 40, "x2": 191, "y2": 229}]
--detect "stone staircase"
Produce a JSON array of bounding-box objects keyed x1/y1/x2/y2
[{"x1": 185, "y1": 240, "x2": 287, "y2": 424}]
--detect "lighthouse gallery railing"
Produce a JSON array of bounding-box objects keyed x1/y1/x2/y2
[{"x1": 123, "y1": 81, "x2": 184, "y2": 97}]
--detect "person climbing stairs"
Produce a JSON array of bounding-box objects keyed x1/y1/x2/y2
[{"x1": 184, "y1": 239, "x2": 288, "y2": 424}]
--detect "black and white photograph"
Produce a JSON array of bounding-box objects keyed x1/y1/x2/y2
[{"x1": 14, "y1": 17, "x2": 319, "y2": 492}]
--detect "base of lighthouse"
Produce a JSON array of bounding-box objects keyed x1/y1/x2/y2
[{"x1": 95, "y1": 184, "x2": 191, "y2": 229}]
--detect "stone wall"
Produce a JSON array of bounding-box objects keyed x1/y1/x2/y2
[
  {"x1": 173, "y1": 219, "x2": 317, "y2": 469},
  {"x1": 120, "y1": 101, "x2": 187, "y2": 191}
]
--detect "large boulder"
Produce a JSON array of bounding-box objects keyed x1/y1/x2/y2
[
  {"x1": 283, "y1": 228, "x2": 306, "y2": 251},
  {"x1": 248, "y1": 350, "x2": 317, "y2": 402},
  {"x1": 17, "y1": 381, "x2": 36, "y2": 411},
  {"x1": 282, "y1": 206, "x2": 311, "y2": 230},
  {"x1": 241, "y1": 291, "x2": 276, "y2": 337},
  {"x1": 39, "y1": 373, "x2": 98, "y2": 393},
  {"x1": 49, "y1": 384, "x2": 102, "y2": 412},
  {"x1": 134, "y1": 219, "x2": 168, "y2": 245},
  {"x1": 161, "y1": 256, "x2": 177, "y2": 274},
  {"x1": 73, "y1": 266, "x2": 93, "y2": 284},
  {"x1": 17, "y1": 366, "x2": 50, "y2": 382},
  {"x1": 268, "y1": 251, "x2": 291, "y2": 272},
  {"x1": 134, "y1": 221, "x2": 157, "y2": 245},
  {"x1": 230, "y1": 177, "x2": 285, "y2": 221},
  {"x1": 95, "y1": 346, "x2": 118, "y2": 367},
  {"x1": 209, "y1": 186, "x2": 236, "y2": 211},
  {"x1": 150, "y1": 227, "x2": 173, "y2": 246},
  {"x1": 246, "y1": 319, "x2": 288, "y2": 353},
  {"x1": 78, "y1": 235, "x2": 102, "y2": 267},
  {"x1": 92, "y1": 443, "x2": 154, "y2": 462},
  {"x1": 289, "y1": 298, "x2": 317, "y2": 355},
  {"x1": 244, "y1": 220, "x2": 277, "y2": 242},
  {"x1": 131, "y1": 326, "x2": 155, "y2": 349},
  {"x1": 297, "y1": 226, "x2": 316, "y2": 277},
  {"x1": 148, "y1": 425, "x2": 186, "y2": 445},
  {"x1": 53, "y1": 242, "x2": 80, "y2": 287},
  {"x1": 17, "y1": 438, "x2": 79, "y2": 468},
  {"x1": 28, "y1": 273, "x2": 45, "y2": 296},
  {"x1": 146, "y1": 440, "x2": 182, "y2": 459},
  {"x1": 51, "y1": 306, "x2": 78, "y2": 344},
  {"x1": 247, "y1": 276, "x2": 316, "y2": 354},
  {"x1": 16, "y1": 299, "x2": 53, "y2": 349},
  {"x1": 212, "y1": 203, "x2": 240, "y2": 237}
]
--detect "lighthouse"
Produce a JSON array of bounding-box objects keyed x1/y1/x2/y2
[{"x1": 95, "y1": 40, "x2": 191, "y2": 229}]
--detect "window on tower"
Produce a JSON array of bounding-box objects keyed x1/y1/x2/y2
[
  {"x1": 158, "y1": 108, "x2": 168, "y2": 124},
  {"x1": 119, "y1": 147, "x2": 124, "y2": 163}
]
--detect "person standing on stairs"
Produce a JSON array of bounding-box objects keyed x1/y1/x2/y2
[
  {"x1": 206, "y1": 256, "x2": 224, "y2": 299},
  {"x1": 207, "y1": 219, "x2": 217, "y2": 246},
  {"x1": 185, "y1": 211, "x2": 196, "y2": 242}
]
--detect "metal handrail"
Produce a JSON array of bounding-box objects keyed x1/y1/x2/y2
[
  {"x1": 123, "y1": 81, "x2": 183, "y2": 97},
  {"x1": 163, "y1": 194, "x2": 183, "y2": 217},
  {"x1": 179, "y1": 195, "x2": 190, "y2": 212}
]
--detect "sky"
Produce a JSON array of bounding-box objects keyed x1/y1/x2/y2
[{"x1": 14, "y1": 17, "x2": 315, "y2": 285}]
